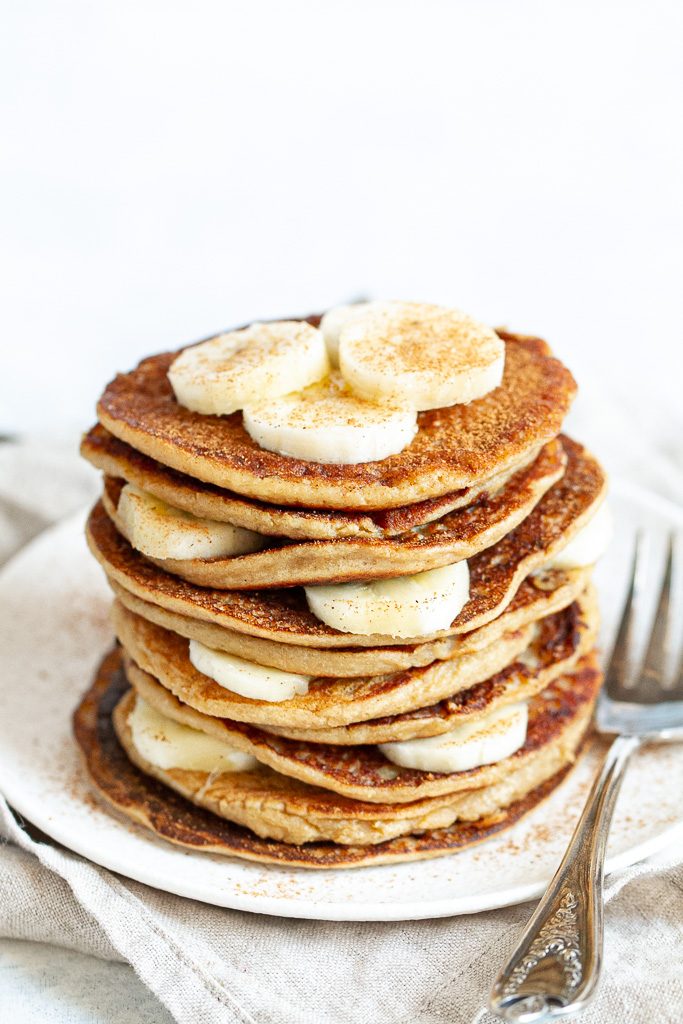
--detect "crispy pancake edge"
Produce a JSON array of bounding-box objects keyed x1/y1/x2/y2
[
  {"x1": 73, "y1": 648, "x2": 583, "y2": 867},
  {"x1": 99, "y1": 438, "x2": 565, "y2": 588},
  {"x1": 83, "y1": 424, "x2": 538, "y2": 540},
  {"x1": 85, "y1": 436, "x2": 607, "y2": 642},
  {"x1": 121, "y1": 591, "x2": 597, "y2": 745},
  {"x1": 118, "y1": 649, "x2": 601, "y2": 803},
  {"x1": 109, "y1": 567, "x2": 592, "y2": 677},
  {"x1": 113, "y1": 600, "x2": 534, "y2": 729},
  {"x1": 96, "y1": 331, "x2": 577, "y2": 509}
]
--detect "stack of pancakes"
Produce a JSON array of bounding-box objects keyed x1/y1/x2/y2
[{"x1": 76, "y1": 319, "x2": 607, "y2": 868}]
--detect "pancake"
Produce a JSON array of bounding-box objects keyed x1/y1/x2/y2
[
  {"x1": 113, "y1": 600, "x2": 535, "y2": 728},
  {"x1": 258, "y1": 592, "x2": 598, "y2": 743},
  {"x1": 110, "y1": 567, "x2": 591, "y2": 677},
  {"x1": 120, "y1": 651, "x2": 601, "y2": 804},
  {"x1": 100, "y1": 438, "x2": 565, "y2": 587},
  {"x1": 96, "y1": 329, "x2": 577, "y2": 509},
  {"x1": 86, "y1": 436, "x2": 606, "y2": 644},
  {"x1": 124, "y1": 592, "x2": 596, "y2": 743},
  {"x1": 116, "y1": 686, "x2": 590, "y2": 845},
  {"x1": 74, "y1": 649, "x2": 578, "y2": 865},
  {"x1": 82, "y1": 423, "x2": 539, "y2": 540}
]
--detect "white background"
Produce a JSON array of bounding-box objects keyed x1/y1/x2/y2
[{"x1": 2, "y1": 0, "x2": 683, "y2": 483}]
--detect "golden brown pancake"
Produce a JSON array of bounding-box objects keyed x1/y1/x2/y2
[
  {"x1": 83, "y1": 423, "x2": 539, "y2": 540},
  {"x1": 100, "y1": 438, "x2": 565, "y2": 587},
  {"x1": 113, "y1": 600, "x2": 534, "y2": 728},
  {"x1": 86, "y1": 436, "x2": 606, "y2": 644},
  {"x1": 119, "y1": 650, "x2": 601, "y2": 804},
  {"x1": 255, "y1": 593, "x2": 598, "y2": 743},
  {"x1": 115, "y1": 589, "x2": 597, "y2": 735},
  {"x1": 96, "y1": 329, "x2": 577, "y2": 509},
  {"x1": 110, "y1": 567, "x2": 591, "y2": 677},
  {"x1": 74, "y1": 649, "x2": 578, "y2": 866},
  {"x1": 125, "y1": 593, "x2": 596, "y2": 744},
  {"x1": 116, "y1": 685, "x2": 591, "y2": 845}
]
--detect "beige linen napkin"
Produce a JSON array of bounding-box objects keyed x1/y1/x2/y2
[{"x1": 1, "y1": 436, "x2": 682, "y2": 1024}]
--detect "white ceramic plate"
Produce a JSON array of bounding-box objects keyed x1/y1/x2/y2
[{"x1": 0, "y1": 481, "x2": 682, "y2": 921}]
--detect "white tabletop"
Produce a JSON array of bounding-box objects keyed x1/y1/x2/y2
[{"x1": 0, "y1": 940, "x2": 172, "y2": 1024}]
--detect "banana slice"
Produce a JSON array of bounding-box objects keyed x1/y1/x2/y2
[
  {"x1": 117, "y1": 483, "x2": 266, "y2": 560},
  {"x1": 339, "y1": 301, "x2": 505, "y2": 410},
  {"x1": 129, "y1": 695, "x2": 257, "y2": 772},
  {"x1": 168, "y1": 321, "x2": 329, "y2": 415},
  {"x1": 320, "y1": 301, "x2": 397, "y2": 366},
  {"x1": 549, "y1": 501, "x2": 612, "y2": 569},
  {"x1": 379, "y1": 702, "x2": 528, "y2": 774},
  {"x1": 189, "y1": 641, "x2": 311, "y2": 702},
  {"x1": 304, "y1": 560, "x2": 469, "y2": 638},
  {"x1": 242, "y1": 373, "x2": 418, "y2": 464}
]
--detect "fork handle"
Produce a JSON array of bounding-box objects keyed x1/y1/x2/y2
[{"x1": 490, "y1": 734, "x2": 641, "y2": 1022}]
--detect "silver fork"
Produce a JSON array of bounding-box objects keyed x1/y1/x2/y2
[{"x1": 489, "y1": 533, "x2": 683, "y2": 1022}]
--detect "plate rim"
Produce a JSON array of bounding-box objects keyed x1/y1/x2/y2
[
  {"x1": 1, "y1": 477, "x2": 682, "y2": 921},
  {"x1": 16, "y1": 789, "x2": 683, "y2": 921}
]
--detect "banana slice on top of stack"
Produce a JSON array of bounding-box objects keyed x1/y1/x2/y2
[
  {"x1": 242, "y1": 373, "x2": 419, "y2": 465},
  {"x1": 168, "y1": 320, "x2": 330, "y2": 416},
  {"x1": 76, "y1": 299, "x2": 608, "y2": 868},
  {"x1": 168, "y1": 301, "x2": 505, "y2": 465}
]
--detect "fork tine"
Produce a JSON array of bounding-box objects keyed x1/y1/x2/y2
[
  {"x1": 634, "y1": 533, "x2": 676, "y2": 703},
  {"x1": 667, "y1": 538, "x2": 683, "y2": 700},
  {"x1": 669, "y1": 646, "x2": 683, "y2": 702},
  {"x1": 604, "y1": 532, "x2": 642, "y2": 700}
]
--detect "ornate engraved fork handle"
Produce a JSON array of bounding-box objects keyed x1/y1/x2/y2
[{"x1": 490, "y1": 734, "x2": 641, "y2": 1022}]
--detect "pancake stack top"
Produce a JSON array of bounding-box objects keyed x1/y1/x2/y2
[{"x1": 77, "y1": 301, "x2": 610, "y2": 868}]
